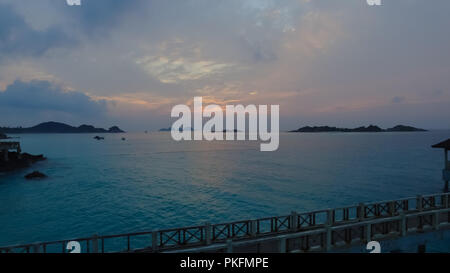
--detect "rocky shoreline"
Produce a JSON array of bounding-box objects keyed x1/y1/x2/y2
[
  {"x1": 0, "y1": 152, "x2": 46, "y2": 173},
  {"x1": 1, "y1": 135, "x2": 46, "y2": 173}
]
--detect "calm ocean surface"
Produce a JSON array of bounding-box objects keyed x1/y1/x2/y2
[{"x1": 1, "y1": 131, "x2": 449, "y2": 251}]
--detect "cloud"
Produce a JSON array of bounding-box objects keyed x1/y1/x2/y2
[
  {"x1": 1, "y1": 0, "x2": 450, "y2": 130},
  {"x1": 0, "y1": 3, "x2": 74, "y2": 61},
  {"x1": 136, "y1": 56, "x2": 234, "y2": 84},
  {"x1": 0, "y1": 80, "x2": 107, "y2": 115}
]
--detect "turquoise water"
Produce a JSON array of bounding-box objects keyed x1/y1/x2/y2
[{"x1": 0, "y1": 131, "x2": 449, "y2": 251}]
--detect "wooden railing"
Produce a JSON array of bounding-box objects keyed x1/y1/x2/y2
[
  {"x1": 171, "y1": 208, "x2": 450, "y2": 253},
  {"x1": 0, "y1": 192, "x2": 448, "y2": 253}
]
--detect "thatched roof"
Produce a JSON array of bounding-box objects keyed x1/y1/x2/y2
[{"x1": 432, "y1": 139, "x2": 450, "y2": 149}]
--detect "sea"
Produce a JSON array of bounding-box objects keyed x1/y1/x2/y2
[{"x1": 0, "y1": 131, "x2": 449, "y2": 252}]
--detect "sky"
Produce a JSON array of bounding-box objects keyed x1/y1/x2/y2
[{"x1": 0, "y1": 0, "x2": 449, "y2": 131}]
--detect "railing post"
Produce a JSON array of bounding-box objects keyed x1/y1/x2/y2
[
  {"x1": 443, "y1": 194, "x2": 448, "y2": 208},
  {"x1": 327, "y1": 209, "x2": 334, "y2": 226},
  {"x1": 389, "y1": 201, "x2": 395, "y2": 216},
  {"x1": 290, "y1": 211, "x2": 298, "y2": 231},
  {"x1": 279, "y1": 237, "x2": 287, "y2": 253},
  {"x1": 418, "y1": 244, "x2": 426, "y2": 253},
  {"x1": 33, "y1": 243, "x2": 41, "y2": 253},
  {"x1": 250, "y1": 220, "x2": 257, "y2": 237},
  {"x1": 326, "y1": 226, "x2": 332, "y2": 251},
  {"x1": 416, "y1": 195, "x2": 423, "y2": 211},
  {"x1": 365, "y1": 223, "x2": 371, "y2": 242},
  {"x1": 400, "y1": 212, "x2": 406, "y2": 236},
  {"x1": 358, "y1": 203, "x2": 365, "y2": 221},
  {"x1": 226, "y1": 239, "x2": 233, "y2": 253},
  {"x1": 91, "y1": 234, "x2": 98, "y2": 253},
  {"x1": 433, "y1": 212, "x2": 440, "y2": 230},
  {"x1": 205, "y1": 222, "x2": 212, "y2": 245},
  {"x1": 152, "y1": 230, "x2": 158, "y2": 252}
]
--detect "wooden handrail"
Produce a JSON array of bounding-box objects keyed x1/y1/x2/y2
[{"x1": 1, "y1": 192, "x2": 448, "y2": 253}]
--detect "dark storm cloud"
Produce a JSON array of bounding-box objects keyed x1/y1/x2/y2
[
  {"x1": 0, "y1": 80, "x2": 107, "y2": 115},
  {"x1": 0, "y1": 3, "x2": 75, "y2": 61}
]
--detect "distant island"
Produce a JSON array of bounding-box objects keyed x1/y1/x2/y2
[
  {"x1": 159, "y1": 127, "x2": 239, "y2": 132},
  {"x1": 0, "y1": 122, "x2": 125, "y2": 134},
  {"x1": 289, "y1": 125, "x2": 427, "y2": 133},
  {"x1": 159, "y1": 127, "x2": 194, "y2": 132}
]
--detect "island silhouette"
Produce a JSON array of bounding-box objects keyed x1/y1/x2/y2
[
  {"x1": 0, "y1": 122, "x2": 125, "y2": 134},
  {"x1": 290, "y1": 124, "x2": 427, "y2": 133}
]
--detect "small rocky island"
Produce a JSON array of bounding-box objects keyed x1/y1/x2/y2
[
  {"x1": 160, "y1": 127, "x2": 194, "y2": 132},
  {"x1": 290, "y1": 124, "x2": 427, "y2": 133},
  {"x1": 25, "y1": 171, "x2": 48, "y2": 180}
]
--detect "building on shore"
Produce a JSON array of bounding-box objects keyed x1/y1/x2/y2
[
  {"x1": 0, "y1": 142, "x2": 21, "y2": 162},
  {"x1": 432, "y1": 139, "x2": 450, "y2": 192}
]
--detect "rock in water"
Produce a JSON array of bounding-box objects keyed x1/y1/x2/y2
[
  {"x1": 25, "y1": 171, "x2": 47, "y2": 180},
  {"x1": 94, "y1": 136, "x2": 105, "y2": 140}
]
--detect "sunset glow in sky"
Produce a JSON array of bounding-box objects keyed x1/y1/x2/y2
[{"x1": 0, "y1": 0, "x2": 449, "y2": 130}]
